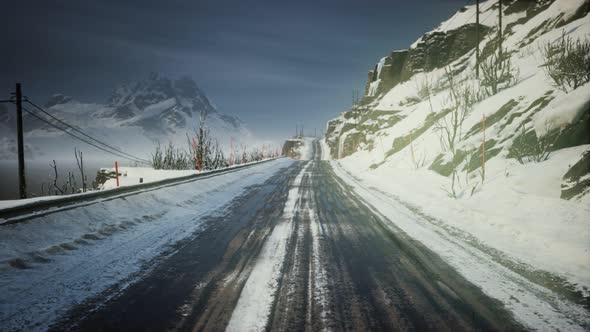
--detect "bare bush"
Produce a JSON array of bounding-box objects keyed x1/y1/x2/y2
[
  {"x1": 541, "y1": 33, "x2": 590, "y2": 93},
  {"x1": 48, "y1": 160, "x2": 77, "y2": 195},
  {"x1": 415, "y1": 75, "x2": 435, "y2": 113},
  {"x1": 151, "y1": 142, "x2": 191, "y2": 170},
  {"x1": 433, "y1": 68, "x2": 484, "y2": 199},
  {"x1": 434, "y1": 67, "x2": 480, "y2": 155},
  {"x1": 480, "y1": 49, "x2": 519, "y2": 97},
  {"x1": 509, "y1": 124, "x2": 559, "y2": 164},
  {"x1": 151, "y1": 108, "x2": 276, "y2": 171}
]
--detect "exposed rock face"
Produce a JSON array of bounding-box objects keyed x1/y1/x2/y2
[
  {"x1": 365, "y1": 50, "x2": 408, "y2": 96},
  {"x1": 103, "y1": 72, "x2": 223, "y2": 133},
  {"x1": 325, "y1": 118, "x2": 343, "y2": 159},
  {"x1": 364, "y1": 23, "x2": 489, "y2": 99},
  {"x1": 402, "y1": 23, "x2": 487, "y2": 80},
  {"x1": 281, "y1": 139, "x2": 302, "y2": 158}
]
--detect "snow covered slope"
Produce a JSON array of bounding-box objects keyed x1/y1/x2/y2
[
  {"x1": 325, "y1": 0, "x2": 590, "y2": 299},
  {"x1": 0, "y1": 73, "x2": 252, "y2": 161}
]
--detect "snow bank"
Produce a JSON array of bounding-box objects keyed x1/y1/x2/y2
[
  {"x1": 0, "y1": 159, "x2": 279, "y2": 213},
  {"x1": 533, "y1": 83, "x2": 590, "y2": 137},
  {"x1": 99, "y1": 167, "x2": 198, "y2": 190}
]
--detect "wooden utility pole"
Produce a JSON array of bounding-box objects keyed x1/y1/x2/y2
[
  {"x1": 15, "y1": 83, "x2": 27, "y2": 199},
  {"x1": 476, "y1": 0, "x2": 480, "y2": 79},
  {"x1": 498, "y1": 0, "x2": 503, "y2": 59}
]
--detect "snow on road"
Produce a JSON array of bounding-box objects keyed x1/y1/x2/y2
[
  {"x1": 306, "y1": 176, "x2": 330, "y2": 327},
  {"x1": 0, "y1": 158, "x2": 294, "y2": 332},
  {"x1": 331, "y1": 161, "x2": 590, "y2": 331},
  {"x1": 227, "y1": 162, "x2": 311, "y2": 331}
]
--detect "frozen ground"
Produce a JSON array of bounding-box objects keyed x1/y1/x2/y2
[{"x1": 0, "y1": 158, "x2": 293, "y2": 331}]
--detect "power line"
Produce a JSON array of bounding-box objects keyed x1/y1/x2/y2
[
  {"x1": 472, "y1": 0, "x2": 499, "y2": 28},
  {"x1": 440, "y1": 0, "x2": 498, "y2": 32},
  {"x1": 24, "y1": 98, "x2": 151, "y2": 164},
  {"x1": 21, "y1": 105, "x2": 151, "y2": 165}
]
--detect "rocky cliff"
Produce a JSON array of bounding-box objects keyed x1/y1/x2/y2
[{"x1": 324, "y1": 0, "x2": 590, "y2": 200}]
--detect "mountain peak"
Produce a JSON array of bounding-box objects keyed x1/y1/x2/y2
[{"x1": 107, "y1": 73, "x2": 212, "y2": 111}]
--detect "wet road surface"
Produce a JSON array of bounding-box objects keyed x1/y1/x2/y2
[{"x1": 51, "y1": 141, "x2": 522, "y2": 331}]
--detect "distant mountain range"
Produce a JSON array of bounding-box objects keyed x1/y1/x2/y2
[{"x1": 0, "y1": 73, "x2": 252, "y2": 161}]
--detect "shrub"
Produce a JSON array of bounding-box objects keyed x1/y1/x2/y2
[
  {"x1": 151, "y1": 142, "x2": 191, "y2": 170},
  {"x1": 541, "y1": 33, "x2": 590, "y2": 93},
  {"x1": 509, "y1": 124, "x2": 559, "y2": 164},
  {"x1": 433, "y1": 67, "x2": 481, "y2": 154},
  {"x1": 480, "y1": 49, "x2": 519, "y2": 97}
]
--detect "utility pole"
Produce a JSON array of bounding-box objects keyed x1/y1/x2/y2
[
  {"x1": 498, "y1": 0, "x2": 503, "y2": 59},
  {"x1": 476, "y1": 0, "x2": 480, "y2": 79},
  {"x1": 15, "y1": 83, "x2": 27, "y2": 199}
]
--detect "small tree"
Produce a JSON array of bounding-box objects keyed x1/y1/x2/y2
[
  {"x1": 74, "y1": 148, "x2": 87, "y2": 192},
  {"x1": 50, "y1": 160, "x2": 64, "y2": 195},
  {"x1": 541, "y1": 33, "x2": 590, "y2": 93}
]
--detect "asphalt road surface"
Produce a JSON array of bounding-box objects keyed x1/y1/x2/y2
[{"x1": 51, "y1": 141, "x2": 522, "y2": 331}]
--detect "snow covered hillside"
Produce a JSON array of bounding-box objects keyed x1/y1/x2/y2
[
  {"x1": 325, "y1": 0, "x2": 590, "y2": 295},
  {"x1": 0, "y1": 73, "x2": 252, "y2": 161}
]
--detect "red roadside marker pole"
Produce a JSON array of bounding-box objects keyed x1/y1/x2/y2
[{"x1": 115, "y1": 161, "x2": 120, "y2": 188}]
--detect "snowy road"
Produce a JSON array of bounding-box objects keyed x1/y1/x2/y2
[
  {"x1": 3, "y1": 140, "x2": 587, "y2": 331},
  {"x1": 39, "y1": 141, "x2": 526, "y2": 331}
]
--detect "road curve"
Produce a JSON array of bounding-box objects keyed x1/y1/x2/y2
[{"x1": 51, "y1": 140, "x2": 522, "y2": 331}]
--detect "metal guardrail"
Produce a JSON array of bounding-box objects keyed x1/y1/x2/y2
[{"x1": 0, "y1": 157, "x2": 284, "y2": 225}]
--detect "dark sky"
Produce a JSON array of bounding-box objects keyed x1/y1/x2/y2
[{"x1": 1, "y1": 0, "x2": 471, "y2": 140}]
